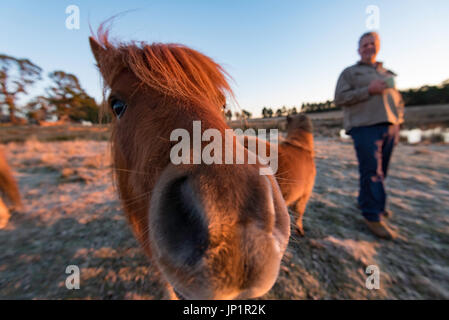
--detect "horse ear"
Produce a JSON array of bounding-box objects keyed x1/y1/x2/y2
[{"x1": 89, "y1": 37, "x2": 106, "y2": 64}]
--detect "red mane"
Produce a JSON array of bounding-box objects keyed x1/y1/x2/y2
[{"x1": 92, "y1": 24, "x2": 234, "y2": 110}]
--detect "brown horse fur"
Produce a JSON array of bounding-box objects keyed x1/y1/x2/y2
[
  {"x1": 89, "y1": 27, "x2": 291, "y2": 300},
  {"x1": 243, "y1": 114, "x2": 316, "y2": 236},
  {"x1": 0, "y1": 147, "x2": 22, "y2": 229}
]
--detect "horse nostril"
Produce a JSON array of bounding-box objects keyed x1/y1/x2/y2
[{"x1": 152, "y1": 176, "x2": 209, "y2": 267}]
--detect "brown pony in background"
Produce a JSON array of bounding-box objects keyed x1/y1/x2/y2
[
  {"x1": 89, "y1": 26, "x2": 291, "y2": 300},
  {"x1": 0, "y1": 148, "x2": 22, "y2": 229},
  {"x1": 243, "y1": 114, "x2": 316, "y2": 236}
]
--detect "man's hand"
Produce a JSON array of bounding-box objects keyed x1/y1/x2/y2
[{"x1": 368, "y1": 79, "x2": 387, "y2": 95}]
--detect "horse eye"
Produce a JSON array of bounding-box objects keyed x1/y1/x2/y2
[{"x1": 110, "y1": 99, "x2": 127, "y2": 118}]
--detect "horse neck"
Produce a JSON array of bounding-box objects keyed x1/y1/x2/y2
[{"x1": 285, "y1": 129, "x2": 314, "y2": 152}]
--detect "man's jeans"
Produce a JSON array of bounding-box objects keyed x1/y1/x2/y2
[{"x1": 349, "y1": 123, "x2": 400, "y2": 222}]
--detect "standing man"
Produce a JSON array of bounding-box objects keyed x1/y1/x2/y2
[{"x1": 334, "y1": 32, "x2": 404, "y2": 239}]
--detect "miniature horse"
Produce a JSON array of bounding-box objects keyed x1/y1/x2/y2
[
  {"x1": 243, "y1": 114, "x2": 316, "y2": 236},
  {"x1": 0, "y1": 148, "x2": 22, "y2": 229},
  {"x1": 89, "y1": 29, "x2": 290, "y2": 299}
]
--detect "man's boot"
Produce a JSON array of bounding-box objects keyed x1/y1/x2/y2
[{"x1": 364, "y1": 220, "x2": 398, "y2": 239}]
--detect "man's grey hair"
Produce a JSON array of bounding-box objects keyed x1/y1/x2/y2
[{"x1": 359, "y1": 31, "x2": 380, "y2": 47}]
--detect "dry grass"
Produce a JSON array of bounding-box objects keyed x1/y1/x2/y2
[
  {"x1": 0, "y1": 124, "x2": 110, "y2": 144},
  {"x1": 0, "y1": 138, "x2": 448, "y2": 299}
]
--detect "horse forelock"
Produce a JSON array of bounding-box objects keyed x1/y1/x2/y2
[{"x1": 92, "y1": 25, "x2": 234, "y2": 113}]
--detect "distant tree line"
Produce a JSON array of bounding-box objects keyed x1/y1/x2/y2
[
  {"x1": 258, "y1": 103, "x2": 329, "y2": 119},
  {"x1": 400, "y1": 80, "x2": 449, "y2": 106},
  {"x1": 257, "y1": 80, "x2": 449, "y2": 118},
  {"x1": 224, "y1": 109, "x2": 253, "y2": 121},
  {"x1": 0, "y1": 54, "x2": 101, "y2": 124},
  {"x1": 2, "y1": 52, "x2": 447, "y2": 124}
]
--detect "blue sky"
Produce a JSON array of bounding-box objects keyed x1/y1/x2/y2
[{"x1": 1, "y1": 0, "x2": 448, "y2": 116}]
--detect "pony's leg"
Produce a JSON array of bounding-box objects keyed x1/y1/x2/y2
[
  {"x1": 0, "y1": 197, "x2": 11, "y2": 229},
  {"x1": 294, "y1": 194, "x2": 311, "y2": 236}
]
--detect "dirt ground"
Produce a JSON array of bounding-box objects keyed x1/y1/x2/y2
[{"x1": 0, "y1": 137, "x2": 448, "y2": 299}]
